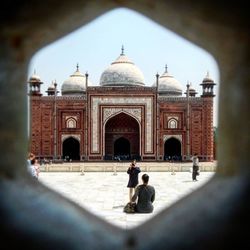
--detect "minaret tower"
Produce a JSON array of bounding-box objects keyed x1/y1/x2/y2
[
  {"x1": 28, "y1": 70, "x2": 43, "y2": 96},
  {"x1": 200, "y1": 71, "x2": 216, "y2": 97},
  {"x1": 200, "y1": 71, "x2": 216, "y2": 161}
]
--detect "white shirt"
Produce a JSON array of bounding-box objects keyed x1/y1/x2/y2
[{"x1": 192, "y1": 156, "x2": 199, "y2": 166}]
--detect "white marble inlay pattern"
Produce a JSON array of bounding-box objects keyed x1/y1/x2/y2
[
  {"x1": 91, "y1": 97, "x2": 153, "y2": 153},
  {"x1": 61, "y1": 134, "x2": 81, "y2": 142},
  {"x1": 65, "y1": 116, "x2": 77, "y2": 120},
  {"x1": 103, "y1": 108, "x2": 141, "y2": 123},
  {"x1": 168, "y1": 116, "x2": 179, "y2": 121},
  {"x1": 163, "y1": 134, "x2": 182, "y2": 143}
]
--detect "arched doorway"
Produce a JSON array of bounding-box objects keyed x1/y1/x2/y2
[
  {"x1": 164, "y1": 137, "x2": 182, "y2": 161},
  {"x1": 62, "y1": 137, "x2": 80, "y2": 161},
  {"x1": 105, "y1": 112, "x2": 140, "y2": 160}
]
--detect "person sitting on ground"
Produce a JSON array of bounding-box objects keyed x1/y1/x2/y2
[
  {"x1": 28, "y1": 158, "x2": 39, "y2": 180},
  {"x1": 131, "y1": 173, "x2": 155, "y2": 213},
  {"x1": 27, "y1": 152, "x2": 35, "y2": 167}
]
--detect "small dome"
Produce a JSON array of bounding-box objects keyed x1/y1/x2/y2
[
  {"x1": 202, "y1": 71, "x2": 214, "y2": 83},
  {"x1": 28, "y1": 70, "x2": 42, "y2": 82},
  {"x1": 47, "y1": 82, "x2": 55, "y2": 91},
  {"x1": 100, "y1": 47, "x2": 145, "y2": 87},
  {"x1": 155, "y1": 65, "x2": 183, "y2": 96},
  {"x1": 46, "y1": 81, "x2": 59, "y2": 96},
  {"x1": 185, "y1": 82, "x2": 197, "y2": 97},
  {"x1": 189, "y1": 83, "x2": 196, "y2": 93},
  {"x1": 61, "y1": 65, "x2": 90, "y2": 95}
]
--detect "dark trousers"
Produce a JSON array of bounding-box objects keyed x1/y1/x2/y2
[{"x1": 192, "y1": 166, "x2": 199, "y2": 180}]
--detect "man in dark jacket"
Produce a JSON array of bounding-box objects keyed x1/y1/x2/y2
[
  {"x1": 131, "y1": 174, "x2": 155, "y2": 213},
  {"x1": 127, "y1": 159, "x2": 141, "y2": 202}
]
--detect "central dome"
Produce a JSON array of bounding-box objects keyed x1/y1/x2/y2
[{"x1": 100, "y1": 47, "x2": 145, "y2": 87}]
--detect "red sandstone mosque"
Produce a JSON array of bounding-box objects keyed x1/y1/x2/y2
[{"x1": 28, "y1": 47, "x2": 216, "y2": 162}]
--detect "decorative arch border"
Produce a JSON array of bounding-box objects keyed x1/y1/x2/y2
[
  {"x1": 103, "y1": 108, "x2": 141, "y2": 125},
  {"x1": 163, "y1": 134, "x2": 183, "y2": 156},
  {"x1": 90, "y1": 96, "x2": 153, "y2": 153},
  {"x1": 102, "y1": 108, "x2": 142, "y2": 157},
  {"x1": 168, "y1": 118, "x2": 178, "y2": 129},
  {"x1": 163, "y1": 134, "x2": 182, "y2": 143},
  {"x1": 66, "y1": 117, "x2": 77, "y2": 128},
  {"x1": 61, "y1": 134, "x2": 81, "y2": 143}
]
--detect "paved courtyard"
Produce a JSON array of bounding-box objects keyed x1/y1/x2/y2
[{"x1": 39, "y1": 171, "x2": 215, "y2": 229}]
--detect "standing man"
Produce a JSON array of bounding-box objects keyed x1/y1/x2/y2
[
  {"x1": 192, "y1": 153, "x2": 200, "y2": 181},
  {"x1": 127, "y1": 159, "x2": 141, "y2": 202}
]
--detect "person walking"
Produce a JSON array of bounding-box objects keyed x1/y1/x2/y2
[
  {"x1": 192, "y1": 153, "x2": 200, "y2": 181},
  {"x1": 131, "y1": 174, "x2": 155, "y2": 213},
  {"x1": 127, "y1": 159, "x2": 141, "y2": 202}
]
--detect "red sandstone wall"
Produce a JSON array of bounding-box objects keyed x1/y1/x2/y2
[
  {"x1": 30, "y1": 90, "x2": 214, "y2": 161},
  {"x1": 30, "y1": 96, "x2": 86, "y2": 159}
]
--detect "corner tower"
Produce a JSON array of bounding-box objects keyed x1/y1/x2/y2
[
  {"x1": 200, "y1": 71, "x2": 216, "y2": 97},
  {"x1": 28, "y1": 71, "x2": 43, "y2": 96}
]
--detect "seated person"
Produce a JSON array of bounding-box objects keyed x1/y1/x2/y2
[{"x1": 131, "y1": 174, "x2": 155, "y2": 213}]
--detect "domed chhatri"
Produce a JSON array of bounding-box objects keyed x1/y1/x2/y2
[
  {"x1": 185, "y1": 81, "x2": 197, "y2": 97},
  {"x1": 46, "y1": 80, "x2": 59, "y2": 96},
  {"x1": 202, "y1": 71, "x2": 215, "y2": 83},
  {"x1": 29, "y1": 70, "x2": 42, "y2": 82},
  {"x1": 61, "y1": 64, "x2": 90, "y2": 95},
  {"x1": 28, "y1": 70, "x2": 43, "y2": 96},
  {"x1": 156, "y1": 65, "x2": 183, "y2": 96},
  {"x1": 200, "y1": 71, "x2": 216, "y2": 97},
  {"x1": 100, "y1": 46, "x2": 145, "y2": 87}
]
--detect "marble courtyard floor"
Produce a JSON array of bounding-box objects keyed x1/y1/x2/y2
[{"x1": 39, "y1": 171, "x2": 215, "y2": 229}]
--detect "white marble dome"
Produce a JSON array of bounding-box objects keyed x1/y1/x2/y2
[
  {"x1": 61, "y1": 65, "x2": 90, "y2": 95},
  {"x1": 100, "y1": 48, "x2": 145, "y2": 87},
  {"x1": 156, "y1": 66, "x2": 183, "y2": 96}
]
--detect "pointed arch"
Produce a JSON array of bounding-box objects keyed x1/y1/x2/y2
[
  {"x1": 66, "y1": 117, "x2": 77, "y2": 128},
  {"x1": 103, "y1": 112, "x2": 140, "y2": 160},
  {"x1": 164, "y1": 137, "x2": 182, "y2": 161},
  {"x1": 62, "y1": 137, "x2": 80, "y2": 161}
]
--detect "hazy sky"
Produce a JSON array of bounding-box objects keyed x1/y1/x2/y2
[{"x1": 28, "y1": 7, "x2": 220, "y2": 125}]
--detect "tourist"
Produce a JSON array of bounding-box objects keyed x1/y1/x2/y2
[
  {"x1": 27, "y1": 153, "x2": 39, "y2": 180},
  {"x1": 34, "y1": 158, "x2": 40, "y2": 178},
  {"x1": 27, "y1": 152, "x2": 35, "y2": 171},
  {"x1": 127, "y1": 159, "x2": 141, "y2": 202},
  {"x1": 131, "y1": 174, "x2": 155, "y2": 213},
  {"x1": 192, "y1": 153, "x2": 200, "y2": 181}
]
